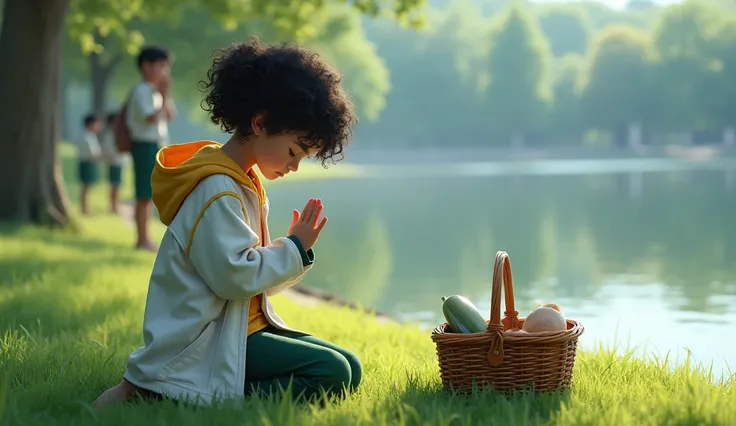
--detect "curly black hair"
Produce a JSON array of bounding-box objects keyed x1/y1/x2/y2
[{"x1": 199, "y1": 36, "x2": 357, "y2": 166}]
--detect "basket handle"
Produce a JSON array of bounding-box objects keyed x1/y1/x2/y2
[{"x1": 486, "y1": 251, "x2": 520, "y2": 366}]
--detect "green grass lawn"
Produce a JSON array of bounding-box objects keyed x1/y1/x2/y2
[{"x1": 0, "y1": 144, "x2": 734, "y2": 425}]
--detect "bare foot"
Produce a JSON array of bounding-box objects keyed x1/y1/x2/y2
[{"x1": 93, "y1": 380, "x2": 137, "y2": 408}]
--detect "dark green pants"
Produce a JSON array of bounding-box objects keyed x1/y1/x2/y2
[
  {"x1": 78, "y1": 160, "x2": 98, "y2": 185},
  {"x1": 108, "y1": 164, "x2": 123, "y2": 187},
  {"x1": 130, "y1": 140, "x2": 160, "y2": 200},
  {"x1": 244, "y1": 326, "x2": 362, "y2": 401}
]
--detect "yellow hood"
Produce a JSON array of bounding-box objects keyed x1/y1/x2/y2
[{"x1": 151, "y1": 140, "x2": 265, "y2": 226}]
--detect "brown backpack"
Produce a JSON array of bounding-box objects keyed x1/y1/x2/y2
[
  {"x1": 112, "y1": 84, "x2": 141, "y2": 153},
  {"x1": 112, "y1": 101, "x2": 131, "y2": 153}
]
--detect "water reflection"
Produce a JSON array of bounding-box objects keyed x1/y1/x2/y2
[{"x1": 267, "y1": 164, "x2": 736, "y2": 373}]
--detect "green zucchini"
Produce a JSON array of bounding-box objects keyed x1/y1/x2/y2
[{"x1": 441, "y1": 295, "x2": 488, "y2": 333}]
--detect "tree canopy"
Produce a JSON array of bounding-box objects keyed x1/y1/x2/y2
[
  {"x1": 0, "y1": 0, "x2": 427, "y2": 226},
  {"x1": 59, "y1": 0, "x2": 736, "y2": 148}
]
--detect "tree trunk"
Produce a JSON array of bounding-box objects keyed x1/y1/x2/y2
[
  {"x1": 90, "y1": 55, "x2": 108, "y2": 118},
  {"x1": 0, "y1": 0, "x2": 72, "y2": 226},
  {"x1": 90, "y1": 33, "x2": 122, "y2": 118},
  {"x1": 60, "y1": 72, "x2": 72, "y2": 141}
]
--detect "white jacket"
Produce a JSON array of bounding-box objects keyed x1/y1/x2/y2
[{"x1": 123, "y1": 141, "x2": 312, "y2": 404}]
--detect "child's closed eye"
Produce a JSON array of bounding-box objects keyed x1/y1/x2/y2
[{"x1": 289, "y1": 148, "x2": 295, "y2": 158}]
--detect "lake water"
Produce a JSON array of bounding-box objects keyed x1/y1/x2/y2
[{"x1": 266, "y1": 158, "x2": 736, "y2": 376}]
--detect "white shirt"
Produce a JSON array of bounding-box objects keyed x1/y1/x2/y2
[
  {"x1": 76, "y1": 130, "x2": 101, "y2": 160},
  {"x1": 125, "y1": 81, "x2": 172, "y2": 143},
  {"x1": 99, "y1": 129, "x2": 124, "y2": 166}
]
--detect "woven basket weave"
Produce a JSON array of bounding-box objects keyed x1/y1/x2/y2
[{"x1": 431, "y1": 251, "x2": 584, "y2": 394}]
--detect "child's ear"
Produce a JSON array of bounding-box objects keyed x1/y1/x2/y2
[{"x1": 251, "y1": 114, "x2": 265, "y2": 136}]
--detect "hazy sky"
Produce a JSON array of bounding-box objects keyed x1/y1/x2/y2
[{"x1": 529, "y1": 0, "x2": 682, "y2": 11}]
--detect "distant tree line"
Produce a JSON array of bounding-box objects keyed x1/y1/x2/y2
[
  {"x1": 60, "y1": 0, "x2": 736, "y2": 148},
  {"x1": 354, "y1": 0, "x2": 736, "y2": 147}
]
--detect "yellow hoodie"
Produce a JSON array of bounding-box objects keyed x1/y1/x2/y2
[
  {"x1": 152, "y1": 140, "x2": 265, "y2": 229},
  {"x1": 151, "y1": 140, "x2": 269, "y2": 334}
]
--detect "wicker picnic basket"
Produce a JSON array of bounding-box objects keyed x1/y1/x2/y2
[{"x1": 431, "y1": 251, "x2": 584, "y2": 394}]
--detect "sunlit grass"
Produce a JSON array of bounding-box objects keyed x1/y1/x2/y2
[{"x1": 0, "y1": 143, "x2": 733, "y2": 424}]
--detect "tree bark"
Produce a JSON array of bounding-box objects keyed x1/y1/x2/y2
[
  {"x1": 90, "y1": 33, "x2": 122, "y2": 118},
  {"x1": 60, "y1": 72, "x2": 71, "y2": 141},
  {"x1": 0, "y1": 0, "x2": 72, "y2": 226}
]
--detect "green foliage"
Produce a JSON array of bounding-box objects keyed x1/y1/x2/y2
[
  {"x1": 651, "y1": 0, "x2": 720, "y2": 61},
  {"x1": 580, "y1": 25, "x2": 655, "y2": 130},
  {"x1": 62, "y1": 0, "x2": 736, "y2": 147},
  {"x1": 485, "y1": 2, "x2": 551, "y2": 137},
  {"x1": 309, "y1": 8, "x2": 392, "y2": 122},
  {"x1": 100, "y1": 7, "x2": 284, "y2": 114},
  {"x1": 66, "y1": 0, "x2": 428, "y2": 56},
  {"x1": 67, "y1": 0, "x2": 149, "y2": 56},
  {"x1": 64, "y1": 0, "x2": 398, "y2": 125},
  {"x1": 650, "y1": 0, "x2": 726, "y2": 130},
  {"x1": 537, "y1": 6, "x2": 591, "y2": 57},
  {"x1": 549, "y1": 53, "x2": 585, "y2": 140},
  {"x1": 707, "y1": 17, "x2": 736, "y2": 121},
  {"x1": 714, "y1": 0, "x2": 736, "y2": 8}
]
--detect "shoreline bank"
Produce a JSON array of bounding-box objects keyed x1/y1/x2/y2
[{"x1": 284, "y1": 284, "x2": 398, "y2": 324}]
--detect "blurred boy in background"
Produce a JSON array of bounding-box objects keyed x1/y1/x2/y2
[
  {"x1": 77, "y1": 114, "x2": 102, "y2": 215},
  {"x1": 101, "y1": 112, "x2": 124, "y2": 214}
]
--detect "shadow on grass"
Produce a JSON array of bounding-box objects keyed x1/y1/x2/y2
[
  {"x1": 396, "y1": 378, "x2": 570, "y2": 425},
  {"x1": 0, "y1": 232, "x2": 146, "y2": 339},
  {"x1": 0, "y1": 251, "x2": 141, "y2": 290},
  {"x1": 0, "y1": 217, "x2": 133, "y2": 247},
  {"x1": 0, "y1": 286, "x2": 139, "y2": 340}
]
